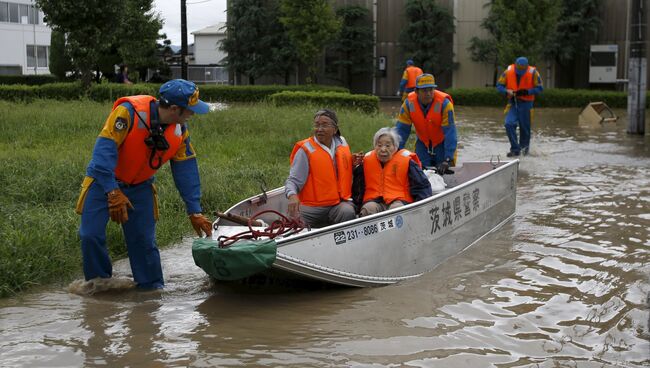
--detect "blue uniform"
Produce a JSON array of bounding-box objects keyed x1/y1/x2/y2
[
  {"x1": 496, "y1": 67, "x2": 543, "y2": 155},
  {"x1": 79, "y1": 101, "x2": 203, "y2": 288}
]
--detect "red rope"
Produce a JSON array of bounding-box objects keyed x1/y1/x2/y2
[{"x1": 217, "y1": 210, "x2": 307, "y2": 248}]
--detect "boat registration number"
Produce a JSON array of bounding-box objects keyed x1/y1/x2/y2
[{"x1": 333, "y1": 216, "x2": 400, "y2": 245}]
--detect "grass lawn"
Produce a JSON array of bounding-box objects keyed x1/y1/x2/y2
[{"x1": 0, "y1": 99, "x2": 399, "y2": 297}]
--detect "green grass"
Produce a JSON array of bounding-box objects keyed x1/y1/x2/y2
[{"x1": 0, "y1": 99, "x2": 402, "y2": 297}]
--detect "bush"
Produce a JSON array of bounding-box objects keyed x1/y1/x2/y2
[
  {"x1": 0, "y1": 75, "x2": 58, "y2": 85},
  {"x1": 269, "y1": 91, "x2": 379, "y2": 113},
  {"x1": 446, "y1": 87, "x2": 641, "y2": 108},
  {"x1": 198, "y1": 84, "x2": 350, "y2": 103},
  {"x1": 87, "y1": 83, "x2": 158, "y2": 102},
  {"x1": 38, "y1": 82, "x2": 84, "y2": 100},
  {"x1": 0, "y1": 85, "x2": 38, "y2": 101}
]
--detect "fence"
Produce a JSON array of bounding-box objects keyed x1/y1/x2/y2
[{"x1": 147, "y1": 66, "x2": 229, "y2": 84}]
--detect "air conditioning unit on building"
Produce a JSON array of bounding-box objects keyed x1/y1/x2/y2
[{"x1": 589, "y1": 45, "x2": 618, "y2": 83}]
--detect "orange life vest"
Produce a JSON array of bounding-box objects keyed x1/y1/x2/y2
[
  {"x1": 113, "y1": 95, "x2": 184, "y2": 185},
  {"x1": 505, "y1": 64, "x2": 536, "y2": 102},
  {"x1": 406, "y1": 66, "x2": 424, "y2": 89},
  {"x1": 362, "y1": 149, "x2": 421, "y2": 205},
  {"x1": 290, "y1": 136, "x2": 353, "y2": 207},
  {"x1": 407, "y1": 90, "x2": 453, "y2": 148}
]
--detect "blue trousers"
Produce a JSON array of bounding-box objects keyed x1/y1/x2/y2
[
  {"x1": 504, "y1": 100, "x2": 533, "y2": 154},
  {"x1": 79, "y1": 179, "x2": 163, "y2": 289},
  {"x1": 414, "y1": 139, "x2": 448, "y2": 168}
]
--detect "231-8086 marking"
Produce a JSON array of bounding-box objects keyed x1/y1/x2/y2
[{"x1": 333, "y1": 219, "x2": 396, "y2": 245}]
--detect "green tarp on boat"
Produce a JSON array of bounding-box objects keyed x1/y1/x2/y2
[{"x1": 192, "y1": 238, "x2": 277, "y2": 281}]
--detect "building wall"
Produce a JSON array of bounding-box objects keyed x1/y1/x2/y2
[
  {"x1": 452, "y1": 0, "x2": 494, "y2": 88},
  {"x1": 0, "y1": 0, "x2": 50, "y2": 75},
  {"x1": 193, "y1": 34, "x2": 227, "y2": 65}
]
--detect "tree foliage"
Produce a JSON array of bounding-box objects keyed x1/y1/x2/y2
[
  {"x1": 327, "y1": 5, "x2": 374, "y2": 89},
  {"x1": 37, "y1": 0, "x2": 162, "y2": 86},
  {"x1": 468, "y1": 0, "x2": 602, "y2": 68},
  {"x1": 221, "y1": 0, "x2": 298, "y2": 84},
  {"x1": 399, "y1": 0, "x2": 455, "y2": 80},
  {"x1": 279, "y1": 0, "x2": 340, "y2": 83},
  {"x1": 544, "y1": 0, "x2": 601, "y2": 65},
  {"x1": 48, "y1": 29, "x2": 74, "y2": 80}
]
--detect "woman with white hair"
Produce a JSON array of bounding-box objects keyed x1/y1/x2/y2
[{"x1": 353, "y1": 127, "x2": 433, "y2": 217}]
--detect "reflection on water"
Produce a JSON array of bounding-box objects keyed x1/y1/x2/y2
[{"x1": 1, "y1": 106, "x2": 649, "y2": 367}]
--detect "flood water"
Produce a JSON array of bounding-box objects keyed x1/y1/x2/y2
[{"x1": 1, "y1": 105, "x2": 649, "y2": 367}]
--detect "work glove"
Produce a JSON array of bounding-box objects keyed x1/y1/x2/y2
[
  {"x1": 396, "y1": 90, "x2": 402, "y2": 97},
  {"x1": 107, "y1": 189, "x2": 133, "y2": 224},
  {"x1": 189, "y1": 213, "x2": 213, "y2": 237},
  {"x1": 437, "y1": 159, "x2": 451, "y2": 176},
  {"x1": 515, "y1": 89, "x2": 529, "y2": 96}
]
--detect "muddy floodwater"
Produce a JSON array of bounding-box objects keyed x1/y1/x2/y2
[{"x1": 1, "y1": 105, "x2": 649, "y2": 367}]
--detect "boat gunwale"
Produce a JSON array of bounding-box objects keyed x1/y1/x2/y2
[{"x1": 272, "y1": 159, "x2": 519, "y2": 245}]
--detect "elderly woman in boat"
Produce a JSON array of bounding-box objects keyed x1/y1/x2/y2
[
  {"x1": 353, "y1": 127, "x2": 433, "y2": 217},
  {"x1": 285, "y1": 108, "x2": 356, "y2": 227}
]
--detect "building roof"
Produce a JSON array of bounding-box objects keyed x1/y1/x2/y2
[{"x1": 191, "y1": 22, "x2": 226, "y2": 36}]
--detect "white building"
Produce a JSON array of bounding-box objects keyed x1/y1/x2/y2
[
  {"x1": 191, "y1": 22, "x2": 226, "y2": 65},
  {"x1": 0, "y1": 0, "x2": 51, "y2": 75}
]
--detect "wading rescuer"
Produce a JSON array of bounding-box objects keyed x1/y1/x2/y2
[
  {"x1": 397, "y1": 59, "x2": 423, "y2": 103},
  {"x1": 75, "y1": 79, "x2": 213, "y2": 289},
  {"x1": 395, "y1": 73, "x2": 458, "y2": 175},
  {"x1": 496, "y1": 56, "x2": 543, "y2": 157}
]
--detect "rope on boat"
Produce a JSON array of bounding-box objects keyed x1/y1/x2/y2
[{"x1": 217, "y1": 210, "x2": 307, "y2": 248}]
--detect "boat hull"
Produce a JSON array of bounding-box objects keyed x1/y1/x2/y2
[{"x1": 210, "y1": 160, "x2": 518, "y2": 287}]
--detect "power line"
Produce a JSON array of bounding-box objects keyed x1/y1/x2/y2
[{"x1": 187, "y1": 0, "x2": 214, "y2": 4}]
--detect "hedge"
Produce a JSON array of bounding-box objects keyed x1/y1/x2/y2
[
  {"x1": 0, "y1": 74, "x2": 58, "y2": 85},
  {"x1": 0, "y1": 82, "x2": 350, "y2": 103},
  {"x1": 446, "y1": 87, "x2": 642, "y2": 108},
  {"x1": 269, "y1": 91, "x2": 380, "y2": 113}
]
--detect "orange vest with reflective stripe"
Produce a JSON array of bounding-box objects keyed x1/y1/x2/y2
[
  {"x1": 363, "y1": 149, "x2": 421, "y2": 205},
  {"x1": 407, "y1": 90, "x2": 453, "y2": 148},
  {"x1": 406, "y1": 66, "x2": 423, "y2": 89},
  {"x1": 290, "y1": 137, "x2": 353, "y2": 207},
  {"x1": 505, "y1": 64, "x2": 536, "y2": 102},
  {"x1": 113, "y1": 95, "x2": 184, "y2": 185}
]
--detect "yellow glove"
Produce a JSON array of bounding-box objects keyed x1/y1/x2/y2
[
  {"x1": 189, "y1": 213, "x2": 213, "y2": 237},
  {"x1": 107, "y1": 189, "x2": 133, "y2": 224}
]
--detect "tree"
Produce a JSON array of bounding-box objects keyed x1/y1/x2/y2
[
  {"x1": 468, "y1": 0, "x2": 562, "y2": 70},
  {"x1": 544, "y1": 0, "x2": 601, "y2": 65},
  {"x1": 279, "y1": 0, "x2": 340, "y2": 83},
  {"x1": 221, "y1": 0, "x2": 298, "y2": 84},
  {"x1": 48, "y1": 29, "x2": 74, "y2": 80},
  {"x1": 221, "y1": 0, "x2": 273, "y2": 84},
  {"x1": 327, "y1": 5, "x2": 374, "y2": 89},
  {"x1": 399, "y1": 0, "x2": 455, "y2": 82},
  {"x1": 37, "y1": 0, "x2": 163, "y2": 86},
  {"x1": 115, "y1": 0, "x2": 164, "y2": 79},
  {"x1": 37, "y1": 0, "x2": 122, "y2": 87}
]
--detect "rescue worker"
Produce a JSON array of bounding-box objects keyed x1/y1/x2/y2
[
  {"x1": 76, "y1": 79, "x2": 213, "y2": 289},
  {"x1": 285, "y1": 109, "x2": 356, "y2": 228},
  {"x1": 395, "y1": 73, "x2": 458, "y2": 175},
  {"x1": 496, "y1": 56, "x2": 543, "y2": 157},
  {"x1": 353, "y1": 127, "x2": 432, "y2": 216},
  {"x1": 397, "y1": 59, "x2": 423, "y2": 103}
]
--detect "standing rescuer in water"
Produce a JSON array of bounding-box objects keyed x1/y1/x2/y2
[
  {"x1": 496, "y1": 56, "x2": 543, "y2": 157},
  {"x1": 75, "y1": 79, "x2": 213, "y2": 289}
]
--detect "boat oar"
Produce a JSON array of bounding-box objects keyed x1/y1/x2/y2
[{"x1": 214, "y1": 211, "x2": 265, "y2": 227}]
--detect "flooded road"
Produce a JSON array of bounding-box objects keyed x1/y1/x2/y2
[{"x1": 1, "y1": 106, "x2": 649, "y2": 367}]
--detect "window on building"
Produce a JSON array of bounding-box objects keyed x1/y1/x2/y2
[
  {"x1": 8, "y1": 2, "x2": 18, "y2": 23},
  {"x1": 0, "y1": 2, "x2": 8, "y2": 22},
  {"x1": 19, "y1": 3, "x2": 27, "y2": 23},
  {"x1": 37, "y1": 46, "x2": 47, "y2": 67},
  {"x1": 0, "y1": 2, "x2": 39, "y2": 24},
  {"x1": 26, "y1": 45, "x2": 48, "y2": 68}
]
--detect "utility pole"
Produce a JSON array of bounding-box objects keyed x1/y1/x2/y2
[
  {"x1": 627, "y1": 0, "x2": 646, "y2": 135},
  {"x1": 181, "y1": 0, "x2": 188, "y2": 79}
]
